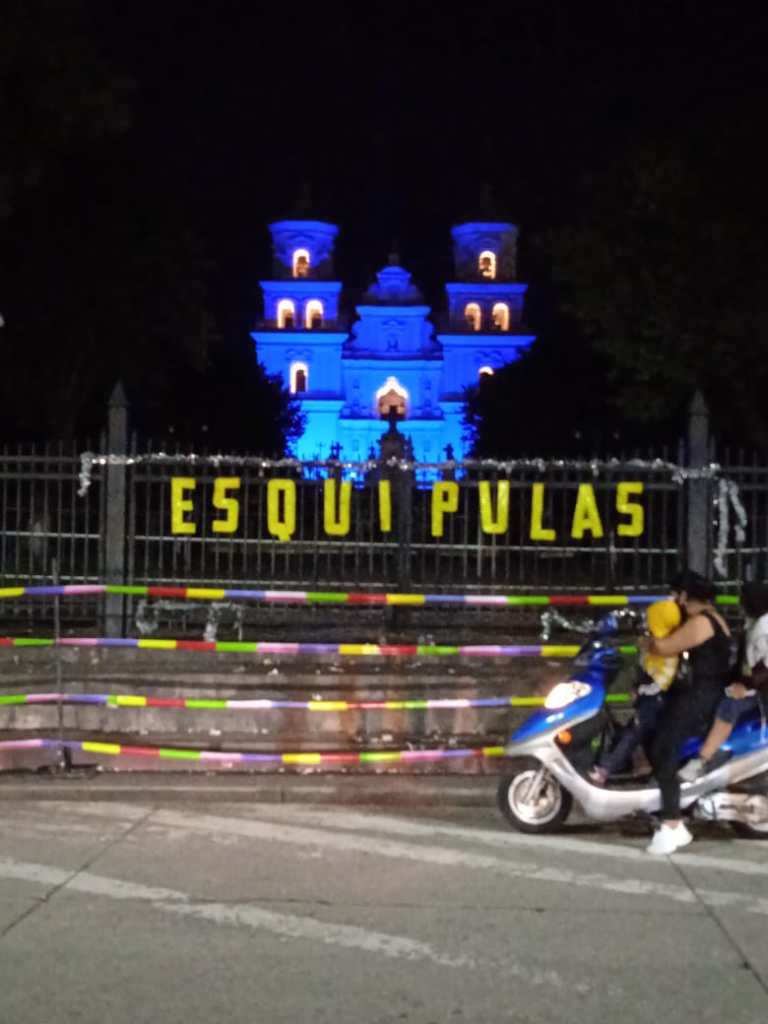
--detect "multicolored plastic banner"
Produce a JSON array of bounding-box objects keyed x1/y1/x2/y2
[
  {"x1": 0, "y1": 737, "x2": 506, "y2": 766},
  {"x1": 0, "y1": 584, "x2": 740, "y2": 606},
  {"x1": 0, "y1": 691, "x2": 632, "y2": 709},
  {"x1": 0, "y1": 636, "x2": 639, "y2": 657}
]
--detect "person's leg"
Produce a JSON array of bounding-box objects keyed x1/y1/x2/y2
[
  {"x1": 647, "y1": 700, "x2": 696, "y2": 854},
  {"x1": 635, "y1": 694, "x2": 664, "y2": 742},
  {"x1": 590, "y1": 719, "x2": 641, "y2": 782},
  {"x1": 650, "y1": 728, "x2": 683, "y2": 822},
  {"x1": 589, "y1": 694, "x2": 662, "y2": 783},
  {"x1": 679, "y1": 694, "x2": 756, "y2": 781},
  {"x1": 638, "y1": 694, "x2": 665, "y2": 767}
]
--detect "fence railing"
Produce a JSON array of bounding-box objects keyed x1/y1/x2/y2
[
  {"x1": 0, "y1": 395, "x2": 761, "y2": 634},
  {"x1": 116, "y1": 459, "x2": 683, "y2": 590}
]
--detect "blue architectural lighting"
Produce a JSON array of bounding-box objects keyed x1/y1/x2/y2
[{"x1": 251, "y1": 219, "x2": 536, "y2": 464}]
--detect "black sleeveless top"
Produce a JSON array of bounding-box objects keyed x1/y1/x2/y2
[{"x1": 688, "y1": 610, "x2": 731, "y2": 694}]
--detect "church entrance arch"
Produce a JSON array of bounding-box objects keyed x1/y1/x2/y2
[{"x1": 375, "y1": 376, "x2": 409, "y2": 419}]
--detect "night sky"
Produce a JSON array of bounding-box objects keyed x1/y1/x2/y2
[
  {"x1": 91, "y1": 2, "x2": 763, "y2": 291},
  {"x1": 78, "y1": 1, "x2": 757, "y2": 307},
  {"x1": 2, "y1": 1, "x2": 767, "y2": 446}
]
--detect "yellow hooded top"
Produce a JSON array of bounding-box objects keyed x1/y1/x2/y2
[{"x1": 640, "y1": 599, "x2": 681, "y2": 692}]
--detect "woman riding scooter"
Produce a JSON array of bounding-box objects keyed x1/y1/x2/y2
[{"x1": 644, "y1": 570, "x2": 731, "y2": 855}]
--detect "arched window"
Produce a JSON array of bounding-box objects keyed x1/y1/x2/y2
[
  {"x1": 277, "y1": 299, "x2": 296, "y2": 329},
  {"x1": 305, "y1": 299, "x2": 324, "y2": 329},
  {"x1": 376, "y1": 376, "x2": 409, "y2": 419},
  {"x1": 290, "y1": 361, "x2": 309, "y2": 394},
  {"x1": 479, "y1": 251, "x2": 496, "y2": 280},
  {"x1": 492, "y1": 302, "x2": 510, "y2": 331},
  {"x1": 464, "y1": 302, "x2": 482, "y2": 332},
  {"x1": 478, "y1": 365, "x2": 495, "y2": 380},
  {"x1": 292, "y1": 249, "x2": 310, "y2": 278}
]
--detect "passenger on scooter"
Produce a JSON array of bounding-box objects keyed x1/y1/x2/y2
[
  {"x1": 679, "y1": 581, "x2": 768, "y2": 782},
  {"x1": 587, "y1": 599, "x2": 681, "y2": 786},
  {"x1": 644, "y1": 570, "x2": 731, "y2": 855}
]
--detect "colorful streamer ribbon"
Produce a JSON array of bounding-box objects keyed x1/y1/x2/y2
[
  {"x1": 0, "y1": 636, "x2": 639, "y2": 657},
  {"x1": 0, "y1": 585, "x2": 740, "y2": 606},
  {"x1": 0, "y1": 691, "x2": 633, "y2": 709},
  {"x1": 0, "y1": 737, "x2": 506, "y2": 766}
]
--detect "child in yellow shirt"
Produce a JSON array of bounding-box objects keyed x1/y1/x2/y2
[{"x1": 588, "y1": 599, "x2": 681, "y2": 785}]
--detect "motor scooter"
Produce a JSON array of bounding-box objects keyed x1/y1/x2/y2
[{"x1": 497, "y1": 612, "x2": 768, "y2": 838}]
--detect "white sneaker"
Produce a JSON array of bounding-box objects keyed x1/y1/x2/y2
[
  {"x1": 679, "y1": 758, "x2": 705, "y2": 783},
  {"x1": 646, "y1": 823, "x2": 694, "y2": 855}
]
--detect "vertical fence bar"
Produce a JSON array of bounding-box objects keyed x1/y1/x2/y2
[
  {"x1": 686, "y1": 391, "x2": 711, "y2": 575},
  {"x1": 396, "y1": 464, "x2": 412, "y2": 591},
  {"x1": 51, "y1": 558, "x2": 70, "y2": 770},
  {"x1": 103, "y1": 383, "x2": 129, "y2": 637}
]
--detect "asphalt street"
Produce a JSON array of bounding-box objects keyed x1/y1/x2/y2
[{"x1": 1, "y1": 797, "x2": 767, "y2": 1024}]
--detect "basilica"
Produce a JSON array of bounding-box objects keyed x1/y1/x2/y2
[{"x1": 251, "y1": 219, "x2": 535, "y2": 463}]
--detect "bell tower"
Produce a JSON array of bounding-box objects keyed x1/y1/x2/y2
[
  {"x1": 251, "y1": 218, "x2": 347, "y2": 459},
  {"x1": 436, "y1": 220, "x2": 536, "y2": 456},
  {"x1": 445, "y1": 221, "x2": 525, "y2": 332}
]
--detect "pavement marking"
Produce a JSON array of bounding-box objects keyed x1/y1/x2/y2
[
  {"x1": 160, "y1": 901, "x2": 478, "y2": 972},
  {"x1": 272, "y1": 808, "x2": 768, "y2": 878},
  {"x1": 10, "y1": 800, "x2": 768, "y2": 879},
  {"x1": 0, "y1": 857, "x2": 566, "y2": 983},
  {"x1": 148, "y1": 809, "x2": 768, "y2": 915},
  {"x1": 0, "y1": 858, "x2": 185, "y2": 903},
  {"x1": 159, "y1": 902, "x2": 571, "y2": 987}
]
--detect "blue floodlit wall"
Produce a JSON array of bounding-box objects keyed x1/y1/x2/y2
[{"x1": 251, "y1": 219, "x2": 536, "y2": 465}]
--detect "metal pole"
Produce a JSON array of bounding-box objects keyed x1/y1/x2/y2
[
  {"x1": 686, "y1": 391, "x2": 711, "y2": 575},
  {"x1": 104, "y1": 382, "x2": 129, "y2": 637},
  {"x1": 51, "y1": 558, "x2": 70, "y2": 771}
]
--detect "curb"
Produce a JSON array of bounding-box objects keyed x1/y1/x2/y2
[{"x1": 0, "y1": 772, "x2": 499, "y2": 806}]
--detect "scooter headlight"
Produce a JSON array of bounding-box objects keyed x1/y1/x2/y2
[{"x1": 544, "y1": 681, "x2": 592, "y2": 710}]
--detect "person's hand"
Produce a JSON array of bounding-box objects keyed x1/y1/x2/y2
[{"x1": 726, "y1": 682, "x2": 750, "y2": 699}]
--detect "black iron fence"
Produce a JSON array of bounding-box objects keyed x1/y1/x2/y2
[
  {"x1": 0, "y1": 395, "x2": 763, "y2": 635},
  {"x1": 72, "y1": 449, "x2": 688, "y2": 595},
  {"x1": 0, "y1": 443, "x2": 103, "y2": 584}
]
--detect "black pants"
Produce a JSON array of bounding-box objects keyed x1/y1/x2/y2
[
  {"x1": 649, "y1": 686, "x2": 723, "y2": 820},
  {"x1": 599, "y1": 693, "x2": 665, "y2": 775}
]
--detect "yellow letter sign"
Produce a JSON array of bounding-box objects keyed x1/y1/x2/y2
[
  {"x1": 378, "y1": 480, "x2": 392, "y2": 533},
  {"x1": 267, "y1": 479, "x2": 297, "y2": 541},
  {"x1": 212, "y1": 477, "x2": 241, "y2": 534},
  {"x1": 529, "y1": 483, "x2": 556, "y2": 541},
  {"x1": 478, "y1": 481, "x2": 510, "y2": 534},
  {"x1": 323, "y1": 479, "x2": 351, "y2": 536},
  {"x1": 571, "y1": 483, "x2": 604, "y2": 539},
  {"x1": 616, "y1": 481, "x2": 644, "y2": 536},
  {"x1": 171, "y1": 477, "x2": 197, "y2": 535},
  {"x1": 431, "y1": 481, "x2": 459, "y2": 537}
]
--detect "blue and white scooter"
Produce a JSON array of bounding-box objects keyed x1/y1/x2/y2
[{"x1": 497, "y1": 612, "x2": 768, "y2": 837}]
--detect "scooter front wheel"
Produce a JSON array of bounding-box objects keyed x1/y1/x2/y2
[{"x1": 497, "y1": 765, "x2": 573, "y2": 834}]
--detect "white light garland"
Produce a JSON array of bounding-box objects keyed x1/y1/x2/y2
[
  {"x1": 76, "y1": 451, "x2": 725, "y2": 497},
  {"x1": 713, "y1": 478, "x2": 748, "y2": 579},
  {"x1": 539, "y1": 609, "x2": 598, "y2": 640},
  {"x1": 539, "y1": 607, "x2": 641, "y2": 641}
]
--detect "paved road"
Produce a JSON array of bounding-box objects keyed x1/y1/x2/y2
[{"x1": 1, "y1": 799, "x2": 767, "y2": 1023}]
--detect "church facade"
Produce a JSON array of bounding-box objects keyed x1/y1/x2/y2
[{"x1": 251, "y1": 219, "x2": 536, "y2": 463}]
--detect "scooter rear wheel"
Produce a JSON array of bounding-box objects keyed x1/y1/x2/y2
[
  {"x1": 497, "y1": 766, "x2": 573, "y2": 834},
  {"x1": 729, "y1": 794, "x2": 768, "y2": 839}
]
